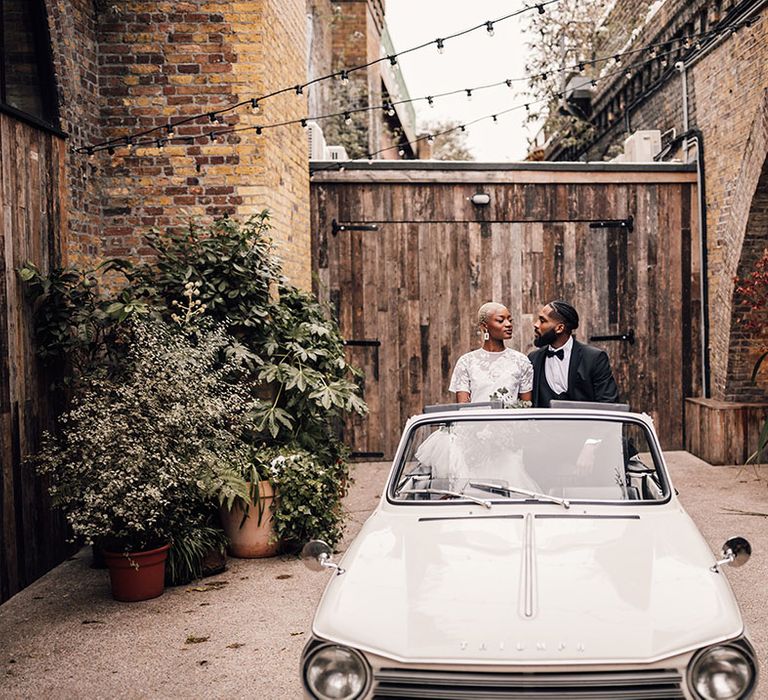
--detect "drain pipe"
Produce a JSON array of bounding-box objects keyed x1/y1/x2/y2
[
  {"x1": 675, "y1": 61, "x2": 710, "y2": 397},
  {"x1": 687, "y1": 128, "x2": 711, "y2": 398}
]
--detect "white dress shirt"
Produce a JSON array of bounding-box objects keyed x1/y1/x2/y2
[{"x1": 544, "y1": 335, "x2": 574, "y2": 394}]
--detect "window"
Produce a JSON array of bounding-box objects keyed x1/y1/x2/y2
[{"x1": 0, "y1": 0, "x2": 58, "y2": 126}]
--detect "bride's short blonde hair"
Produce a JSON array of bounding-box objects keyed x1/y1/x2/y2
[{"x1": 478, "y1": 301, "x2": 507, "y2": 326}]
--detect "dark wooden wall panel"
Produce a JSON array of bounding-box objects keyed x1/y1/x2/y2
[
  {"x1": 311, "y1": 168, "x2": 698, "y2": 459},
  {"x1": 0, "y1": 114, "x2": 69, "y2": 604}
]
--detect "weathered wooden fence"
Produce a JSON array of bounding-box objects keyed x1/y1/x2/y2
[
  {"x1": 311, "y1": 162, "x2": 700, "y2": 459},
  {"x1": 0, "y1": 113, "x2": 69, "y2": 603}
]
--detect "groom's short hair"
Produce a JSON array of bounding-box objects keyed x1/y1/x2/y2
[{"x1": 548, "y1": 300, "x2": 579, "y2": 332}]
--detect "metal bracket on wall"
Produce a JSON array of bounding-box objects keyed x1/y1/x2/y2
[
  {"x1": 343, "y1": 339, "x2": 381, "y2": 348},
  {"x1": 332, "y1": 219, "x2": 380, "y2": 236},
  {"x1": 588, "y1": 215, "x2": 634, "y2": 232},
  {"x1": 589, "y1": 329, "x2": 635, "y2": 344}
]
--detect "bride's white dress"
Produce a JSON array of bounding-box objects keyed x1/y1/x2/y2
[{"x1": 414, "y1": 423, "x2": 541, "y2": 493}]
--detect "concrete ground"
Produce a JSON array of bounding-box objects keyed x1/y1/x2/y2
[{"x1": 1, "y1": 453, "x2": 767, "y2": 699}]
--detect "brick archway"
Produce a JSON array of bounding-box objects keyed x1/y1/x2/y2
[
  {"x1": 725, "y1": 153, "x2": 768, "y2": 400},
  {"x1": 709, "y1": 89, "x2": 768, "y2": 400}
]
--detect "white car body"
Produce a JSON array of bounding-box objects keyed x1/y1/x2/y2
[{"x1": 302, "y1": 408, "x2": 757, "y2": 699}]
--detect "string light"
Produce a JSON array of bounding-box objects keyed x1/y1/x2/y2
[
  {"x1": 339, "y1": 70, "x2": 349, "y2": 83},
  {"x1": 578, "y1": 62, "x2": 585, "y2": 73},
  {"x1": 344, "y1": 112, "x2": 352, "y2": 125},
  {"x1": 427, "y1": 96, "x2": 434, "y2": 107},
  {"x1": 295, "y1": 84, "x2": 304, "y2": 95},
  {"x1": 436, "y1": 38, "x2": 445, "y2": 54},
  {"x1": 80, "y1": 11, "x2": 752, "y2": 158},
  {"x1": 300, "y1": 118, "x2": 308, "y2": 128},
  {"x1": 486, "y1": 21, "x2": 495, "y2": 37},
  {"x1": 255, "y1": 126, "x2": 263, "y2": 135},
  {"x1": 251, "y1": 98, "x2": 259, "y2": 111},
  {"x1": 536, "y1": 4, "x2": 545, "y2": 13},
  {"x1": 388, "y1": 55, "x2": 398, "y2": 66},
  {"x1": 398, "y1": 147, "x2": 405, "y2": 157},
  {"x1": 426, "y1": 134, "x2": 435, "y2": 143},
  {"x1": 492, "y1": 114, "x2": 498, "y2": 123}
]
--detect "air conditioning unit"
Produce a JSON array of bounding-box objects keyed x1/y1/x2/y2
[
  {"x1": 623, "y1": 130, "x2": 661, "y2": 162},
  {"x1": 324, "y1": 145, "x2": 348, "y2": 161},
  {"x1": 307, "y1": 120, "x2": 326, "y2": 160}
]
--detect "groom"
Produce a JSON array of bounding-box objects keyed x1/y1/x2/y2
[{"x1": 528, "y1": 300, "x2": 620, "y2": 408}]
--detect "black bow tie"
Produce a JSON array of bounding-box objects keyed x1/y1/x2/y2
[{"x1": 546, "y1": 348, "x2": 565, "y2": 360}]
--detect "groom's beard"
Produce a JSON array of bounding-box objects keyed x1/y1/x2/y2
[{"x1": 533, "y1": 328, "x2": 558, "y2": 348}]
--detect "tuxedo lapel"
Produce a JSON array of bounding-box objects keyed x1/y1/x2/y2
[
  {"x1": 531, "y1": 348, "x2": 546, "y2": 406},
  {"x1": 568, "y1": 339, "x2": 583, "y2": 395}
]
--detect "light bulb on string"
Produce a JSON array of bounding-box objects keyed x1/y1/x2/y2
[
  {"x1": 536, "y1": 4, "x2": 545, "y2": 13},
  {"x1": 459, "y1": 124, "x2": 466, "y2": 132},
  {"x1": 426, "y1": 134, "x2": 434, "y2": 144},
  {"x1": 344, "y1": 112, "x2": 352, "y2": 125},
  {"x1": 614, "y1": 54, "x2": 622, "y2": 65},
  {"x1": 578, "y1": 62, "x2": 585, "y2": 73},
  {"x1": 255, "y1": 126, "x2": 263, "y2": 135},
  {"x1": 505, "y1": 79, "x2": 513, "y2": 88},
  {"x1": 295, "y1": 84, "x2": 304, "y2": 95},
  {"x1": 388, "y1": 55, "x2": 397, "y2": 66},
  {"x1": 301, "y1": 119, "x2": 308, "y2": 128},
  {"x1": 107, "y1": 146, "x2": 115, "y2": 155},
  {"x1": 625, "y1": 69, "x2": 632, "y2": 79},
  {"x1": 208, "y1": 113, "x2": 220, "y2": 125},
  {"x1": 427, "y1": 96, "x2": 434, "y2": 108},
  {"x1": 209, "y1": 132, "x2": 218, "y2": 143},
  {"x1": 660, "y1": 56, "x2": 668, "y2": 68},
  {"x1": 492, "y1": 114, "x2": 498, "y2": 123},
  {"x1": 486, "y1": 21, "x2": 494, "y2": 37},
  {"x1": 398, "y1": 147, "x2": 405, "y2": 157},
  {"x1": 156, "y1": 138, "x2": 166, "y2": 153},
  {"x1": 339, "y1": 70, "x2": 349, "y2": 83},
  {"x1": 465, "y1": 89, "x2": 472, "y2": 101},
  {"x1": 650, "y1": 47, "x2": 658, "y2": 58},
  {"x1": 590, "y1": 79, "x2": 598, "y2": 88},
  {"x1": 251, "y1": 98, "x2": 259, "y2": 111},
  {"x1": 165, "y1": 123, "x2": 175, "y2": 136},
  {"x1": 436, "y1": 38, "x2": 445, "y2": 54}
]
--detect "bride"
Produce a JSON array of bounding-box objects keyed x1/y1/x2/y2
[
  {"x1": 449, "y1": 301, "x2": 533, "y2": 405},
  {"x1": 415, "y1": 302, "x2": 540, "y2": 493}
]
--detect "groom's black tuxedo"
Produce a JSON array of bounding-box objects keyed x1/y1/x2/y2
[{"x1": 528, "y1": 339, "x2": 620, "y2": 408}]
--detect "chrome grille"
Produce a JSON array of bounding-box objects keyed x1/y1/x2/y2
[{"x1": 373, "y1": 668, "x2": 685, "y2": 699}]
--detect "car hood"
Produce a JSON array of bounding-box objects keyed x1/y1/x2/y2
[{"x1": 312, "y1": 507, "x2": 744, "y2": 664}]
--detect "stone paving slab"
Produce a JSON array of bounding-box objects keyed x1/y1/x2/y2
[{"x1": 0, "y1": 453, "x2": 766, "y2": 699}]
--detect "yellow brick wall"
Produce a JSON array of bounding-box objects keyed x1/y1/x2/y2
[{"x1": 65, "y1": 0, "x2": 312, "y2": 290}]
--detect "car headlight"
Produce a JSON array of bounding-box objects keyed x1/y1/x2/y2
[
  {"x1": 303, "y1": 644, "x2": 369, "y2": 699},
  {"x1": 689, "y1": 644, "x2": 756, "y2": 699}
]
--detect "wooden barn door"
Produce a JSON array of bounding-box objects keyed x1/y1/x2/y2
[{"x1": 316, "y1": 179, "x2": 695, "y2": 459}]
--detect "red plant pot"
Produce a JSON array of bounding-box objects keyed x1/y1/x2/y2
[{"x1": 103, "y1": 543, "x2": 171, "y2": 602}]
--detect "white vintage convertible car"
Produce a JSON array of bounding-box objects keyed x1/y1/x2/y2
[{"x1": 301, "y1": 406, "x2": 757, "y2": 699}]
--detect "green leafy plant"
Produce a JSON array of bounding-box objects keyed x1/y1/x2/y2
[
  {"x1": 23, "y1": 212, "x2": 367, "y2": 567},
  {"x1": 32, "y1": 320, "x2": 254, "y2": 553},
  {"x1": 18, "y1": 259, "x2": 146, "y2": 383},
  {"x1": 251, "y1": 445, "x2": 348, "y2": 549}
]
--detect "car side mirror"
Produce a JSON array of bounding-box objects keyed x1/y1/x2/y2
[
  {"x1": 301, "y1": 539, "x2": 345, "y2": 576},
  {"x1": 711, "y1": 536, "x2": 751, "y2": 573}
]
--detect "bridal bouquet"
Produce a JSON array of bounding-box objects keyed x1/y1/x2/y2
[{"x1": 489, "y1": 387, "x2": 533, "y2": 409}]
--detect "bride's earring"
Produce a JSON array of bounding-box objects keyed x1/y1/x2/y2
[{"x1": 482, "y1": 329, "x2": 489, "y2": 341}]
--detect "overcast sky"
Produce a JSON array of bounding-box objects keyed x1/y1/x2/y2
[{"x1": 385, "y1": 1, "x2": 540, "y2": 161}]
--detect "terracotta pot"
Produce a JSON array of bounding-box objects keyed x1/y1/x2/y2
[
  {"x1": 103, "y1": 543, "x2": 170, "y2": 602},
  {"x1": 219, "y1": 481, "x2": 279, "y2": 558}
]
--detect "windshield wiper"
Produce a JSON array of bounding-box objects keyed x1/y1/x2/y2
[
  {"x1": 468, "y1": 481, "x2": 570, "y2": 509},
  {"x1": 398, "y1": 488, "x2": 492, "y2": 509}
]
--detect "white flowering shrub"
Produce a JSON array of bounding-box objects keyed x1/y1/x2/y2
[{"x1": 34, "y1": 320, "x2": 256, "y2": 552}]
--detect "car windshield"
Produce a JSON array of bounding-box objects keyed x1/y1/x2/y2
[{"x1": 391, "y1": 416, "x2": 668, "y2": 505}]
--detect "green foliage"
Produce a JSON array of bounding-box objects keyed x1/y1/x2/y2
[
  {"x1": 32, "y1": 320, "x2": 255, "y2": 552},
  {"x1": 22, "y1": 211, "x2": 367, "y2": 567},
  {"x1": 166, "y1": 523, "x2": 228, "y2": 587},
  {"x1": 252, "y1": 445, "x2": 348, "y2": 548},
  {"x1": 18, "y1": 259, "x2": 146, "y2": 382}
]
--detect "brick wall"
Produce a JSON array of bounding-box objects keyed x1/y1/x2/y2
[
  {"x1": 45, "y1": 0, "x2": 103, "y2": 267},
  {"x1": 45, "y1": 0, "x2": 312, "y2": 289},
  {"x1": 555, "y1": 0, "x2": 768, "y2": 401}
]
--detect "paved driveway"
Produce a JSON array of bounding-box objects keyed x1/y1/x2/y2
[{"x1": 0, "y1": 453, "x2": 766, "y2": 698}]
